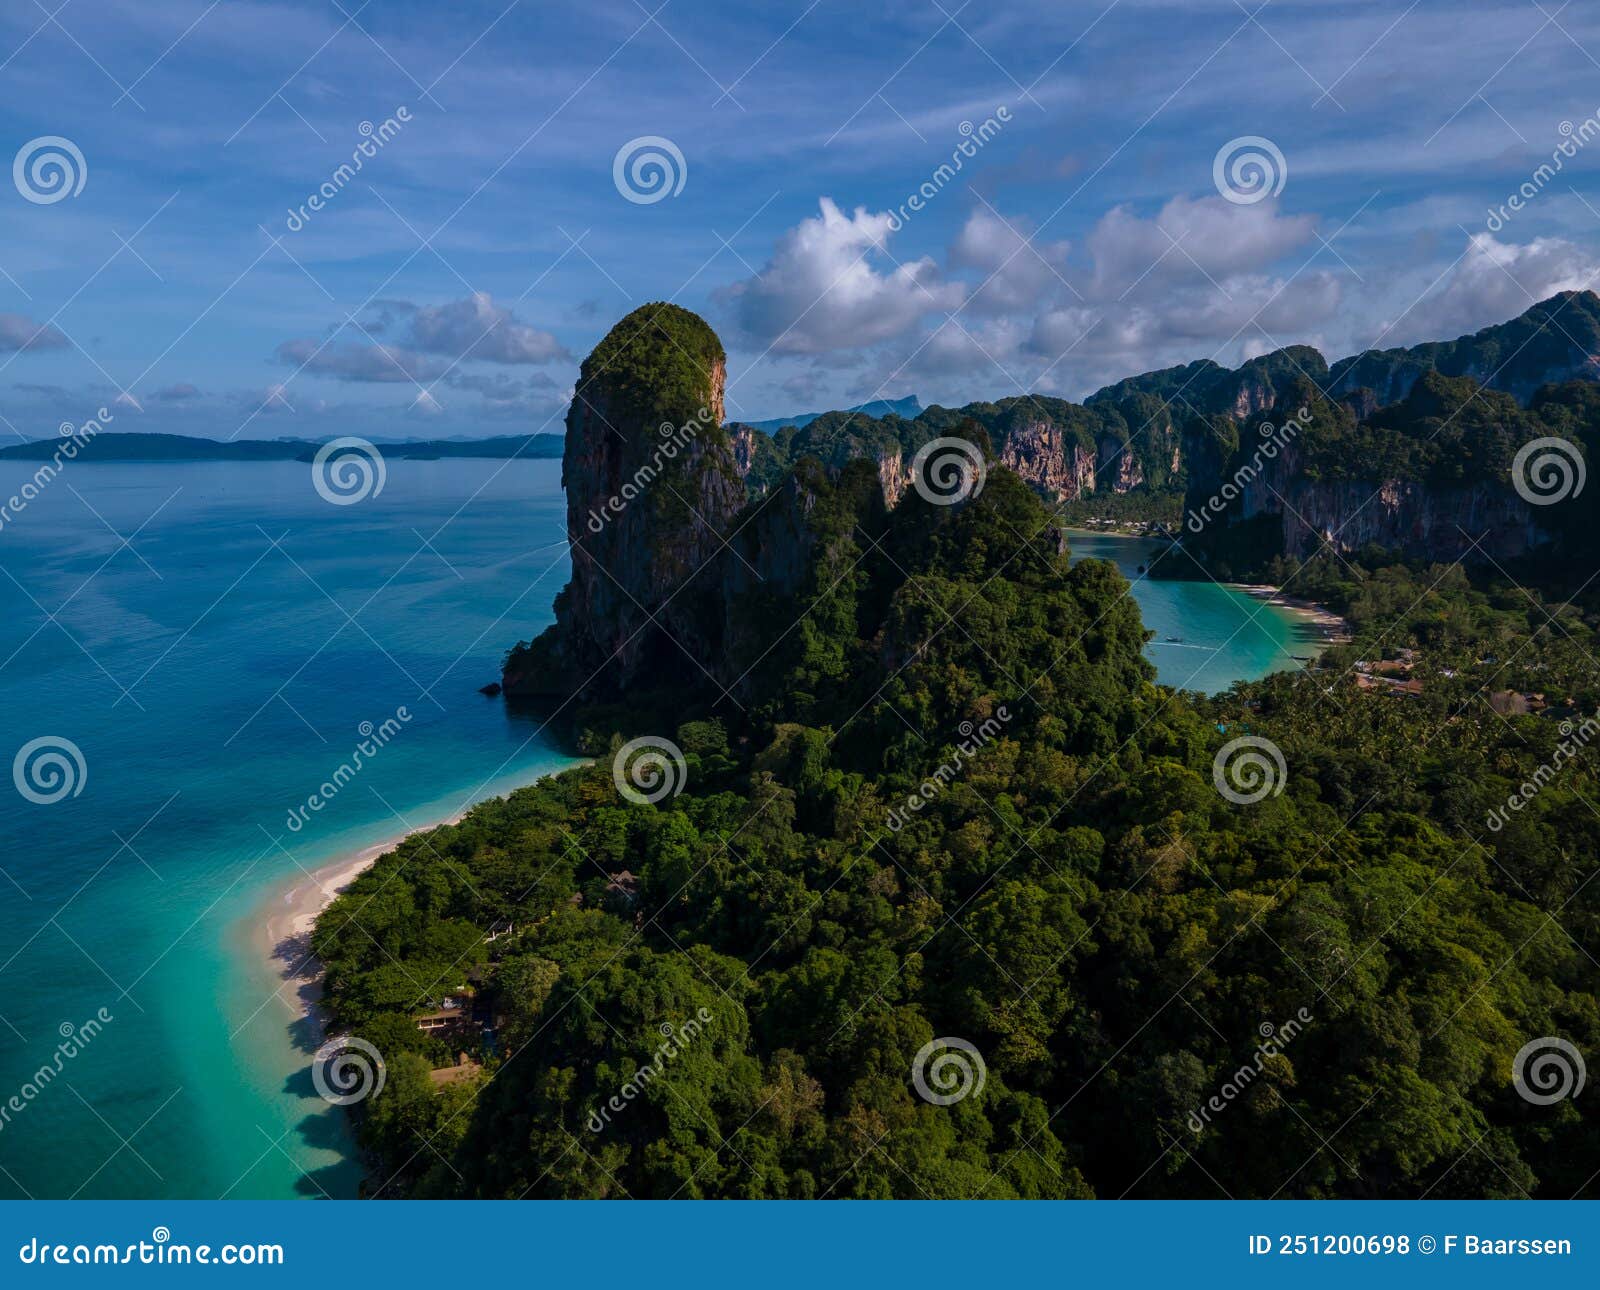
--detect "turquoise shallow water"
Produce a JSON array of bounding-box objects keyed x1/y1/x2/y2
[
  {"x1": 0, "y1": 458, "x2": 575, "y2": 1199},
  {"x1": 0, "y1": 470, "x2": 1319, "y2": 1200},
  {"x1": 1068, "y1": 530, "x2": 1326, "y2": 693}
]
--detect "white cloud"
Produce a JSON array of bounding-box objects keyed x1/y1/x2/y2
[
  {"x1": 1385, "y1": 233, "x2": 1600, "y2": 345},
  {"x1": 720, "y1": 198, "x2": 961, "y2": 356},
  {"x1": 0, "y1": 314, "x2": 68, "y2": 353},
  {"x1": 948, "y1": 208, "x2": 1070, "y2": 315},
  {"x1": 1080, "y1": 196, "x2": 1319, "y2": 300},
  {"x1": 405, "y1": 292, "x2": 569, "y2": 365},
  {"x1": 275, "y1": 337, "x2": 446, "y2": 384}
]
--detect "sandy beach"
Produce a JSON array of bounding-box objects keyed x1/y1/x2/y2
[
  {"x1": 1067, "y1": 526, "x2": 1353, "y2": 649},
  {"x1": 1233, "y1": 584, "x2": 1353, "y2": 645},
  {"x1": 256, "y1": 806, "x2": 475, "y2": 1052}
]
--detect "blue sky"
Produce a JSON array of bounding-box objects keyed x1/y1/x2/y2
[{"x1": 2, "y1": 0, "x2": 1599, "y2": 440}]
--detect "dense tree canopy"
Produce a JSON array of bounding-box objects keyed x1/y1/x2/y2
[{"x1": 316, "y1": 452, "x2": 1599, "y2": 1200}]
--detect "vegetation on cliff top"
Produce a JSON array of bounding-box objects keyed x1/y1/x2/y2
[{"x1": 576, "y1": 301, "x2": 727, "y2": 430}]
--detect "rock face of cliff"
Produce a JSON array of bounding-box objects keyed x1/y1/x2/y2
[
  {"x1": 503, "y1": 303, "x2": 743, "y2": 698},
  {"x1": 999, "y1": 420, "x2": 1097, "y2": 500},
  {"x1": 1225, "y1": 441, "x2": 1547, "y2": 562},
  {"x1": 510, "y1": 295, "x2": 1600, "y2": 692},
  {"x1": 504, "y1": 308, "x2": 887, "y2": 704}
]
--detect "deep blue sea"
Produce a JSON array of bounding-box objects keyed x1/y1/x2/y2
[{"x1": 0, "y1": 461, "x2": 1316, "y2": 1198}]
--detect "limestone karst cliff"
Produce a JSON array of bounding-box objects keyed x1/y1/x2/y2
[
  {"x1": 502, "y1": 302, "x2": 743, "y2": 697},
  {"x1": 507, "y1": 295, "x2": 1599, "y2": 695}
]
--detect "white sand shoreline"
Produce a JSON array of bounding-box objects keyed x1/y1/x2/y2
[
  {"x1": 254, "y1": 803, "x2": 479, "y2": 1050},
  {"x1": 1066, "y1": 526, "x2": 1352, "y2": 647},
  {"x1": 1231, "y1": 583, "x2": 1353, "y2": 645}
]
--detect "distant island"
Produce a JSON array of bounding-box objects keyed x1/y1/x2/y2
[{"x1": 0, "y1": 431, "x2": 566, "y2": 463}]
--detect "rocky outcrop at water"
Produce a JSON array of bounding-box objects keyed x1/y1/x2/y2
[{"x1": 502, "y1": 303, "x2": 743, "y2": 698}]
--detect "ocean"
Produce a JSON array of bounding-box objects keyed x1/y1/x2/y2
[{"x1": 0, "y1": 459, "x2": 1318, "y2": 1197}]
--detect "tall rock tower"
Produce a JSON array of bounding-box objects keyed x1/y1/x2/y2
[{"x1": 504, "y1": 303, "x2": 745, "y2": 697}]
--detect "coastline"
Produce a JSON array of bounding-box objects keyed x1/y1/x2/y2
[
  {"x1": 1232, "y1": 584, "x2": 1352, "y2": 645},
  {"x1": 255, "y1": 810, "x2": 471, "y2": 1054},
  {"x1": 1066, "y1": 526, "x2": 1352, "y2": 648},
  {"x1": 251, "y1": 759, "x2": 588, "y2": 1053}
]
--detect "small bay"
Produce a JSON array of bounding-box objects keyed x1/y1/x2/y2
[{"x1": 1068, "y1": 529, "x2": 1330, "y2": 694}]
